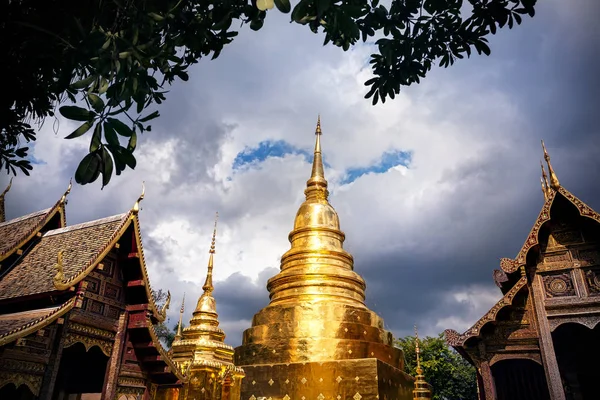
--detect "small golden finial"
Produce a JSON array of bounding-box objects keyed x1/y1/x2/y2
[
  {"x1": 175, "y1": 293, "x2": 185, "y2": 341},
  {"x1": 53, "y1": 250, "x2": 66, "y2": 288},
  {"x1": 540, "y1": 160, "x2": 550, "y2": 201},
  {"x1": 316, "y1": 114, "x2": 322, "y2": 135},
  {"x1": 415, "y1": 325, "x2": 422, "y2": 373},
  {"x1": 60, "y1": 178, "x2": 73, "y2": 204},
  {"x1": 203, "y1": 212, "x2": 219, "y2": 293},
  {"x1": 1, "y1": 177, "x2": 12, "y2": 197},
  {"x1": 541, "y1": 140, "x2": 560, "y2": 190},
  {"x1": 132, "y1": 181, "x2": 145, "y2": 214}
]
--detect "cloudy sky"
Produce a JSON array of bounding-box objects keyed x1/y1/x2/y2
[{"x1": 3, "y1": 1, "x2": 600, "y2": 346}]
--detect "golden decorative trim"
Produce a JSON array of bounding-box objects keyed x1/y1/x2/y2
[
  {"x1": 0, "y1": 371, "x2": 42, "y2": 396},
  {"x1": 445, "y1": 276, "x2": 528, "y2": 347},
  {"x1": 63, "y1": 332, "x2": 114, "y2": 357},
  {"x1": 69, "y1": 322, "x2": 115, "y2": 339},
  {"x1": 0, "y1": 296, "x2": 77, "y2": 347}
]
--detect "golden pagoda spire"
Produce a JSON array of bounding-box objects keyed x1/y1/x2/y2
[
  {"x1": 413, "y1": 325, "x2": 432, "y2": 399},
  {"x1": 170, "y1": 214, "x2": 244, "y2": 383},
  {"x1": 202, "y1": 212, "x2": 218, "y2": 294},
  {"x1": 174, "y1": 293, "x2": 185, "y2": 342},
  {"x1": 305, "y1": 114, "x2": 328, "y2": 201},
  {"x1": 541, "y1": 140, "x2": 560, "y2": 190},
  {"x1": 0, "y1": 177, "x2": 13, "y2": 223}
]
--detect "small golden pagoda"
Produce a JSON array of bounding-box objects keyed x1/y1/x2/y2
[
  {"x1": 412, "y1": 327, "x2": 432, "y2": 400},
  {"x1": 234, "y1": 117, "x2": 415, "y2": 400},
  {"x1": 165, "y1": 214, "x2": 245, "y2": 400}
]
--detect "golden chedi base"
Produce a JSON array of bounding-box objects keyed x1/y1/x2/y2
[{"x1": 239, "y1": 358, "x2": 414, "y2": 400}]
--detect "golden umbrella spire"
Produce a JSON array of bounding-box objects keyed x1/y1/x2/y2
[
  {"x1": 541, "y1": 140, "x2": 560, "y2": 190},
  {"x1": 413, "y1": 325, "x2": 432, "y2": 399},
  {"x1": 305, "y1": 114, "x2": 328, "y2": 201},
  {"x1": 202, "y1": 212, "x2": 218, "y2": 294},
  {"x1": 174, "y1": 293, "x2": 186, "y2": 342}
]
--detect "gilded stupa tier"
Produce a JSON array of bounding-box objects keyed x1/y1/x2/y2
[
  {"x1": 235, "y1": 117, "x2": 414, "y2": 400},
  {"x1": 169, "y1": 215, "x2": 244, "y2": 400}
]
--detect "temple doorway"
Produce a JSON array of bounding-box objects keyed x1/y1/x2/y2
[
  {"x1": 0, "y1": 383, "x2": 36, "y2": 400},
  {"x1": 53, "y1": 343, "x2": 109, "y2": 400},
  {"x1": 552, "y1": 322, "x2": 600, "y2": 400},
  {"x1": 491, "y1": 358, "x2": 550, "y2": 400}
]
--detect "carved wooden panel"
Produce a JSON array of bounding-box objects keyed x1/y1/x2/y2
[
  {"x1": 86, "y1": 277, "x2": 101, "y2": 294},
  {"x1": 89, "y1": 299, "x2": 105, "y2": 315},
  {"x1": 584, "y1": 268, "x2": 600, "y2": 296},
  {"x1": 552, "y1": 230, "x2": 583, "y2": 245},
  {"x1": 543, "y1": 272, "x2": 576, "y2": 298},
  {"x1": 579, "y1": 249, "x2": 600, "y2": 267}
]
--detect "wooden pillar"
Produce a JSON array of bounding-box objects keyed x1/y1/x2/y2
[
  {"x1": 479, "y1": 361, "x2": 497, "y2": 400},
  {"x1": 531, "y1": 275, "x2": 566, "y2": 400},
  {"x1": 39, "y1": 315, "x2": 70, "y2": 399},
  {"x1": 102, "y1": 311, "x2": 129, "y2": 400},
  {"x1": 476, "y1": 370, "x2": 485, "y2": 400}
]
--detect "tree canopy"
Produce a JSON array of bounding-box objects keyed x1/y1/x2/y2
[
  {"x1": 2, "y1": 0, "x2": 536, "y2": 186},
  {"x1": 396, "y1": 333, "x2": 477, "y2": 400}
]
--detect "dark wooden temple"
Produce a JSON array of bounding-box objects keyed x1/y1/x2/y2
[
  {"x1": 0, "y1": 182, "x2": 185, "y2": 399},
  {"x1": 445, "y1": 144, "x2": 600, "y2": 400}
]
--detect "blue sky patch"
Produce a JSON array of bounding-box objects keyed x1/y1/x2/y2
[
  {"x1": 340, "y1": 150, "x2": 412, "y2": 185},
  {"x1": 233, "y1": 140, "x2": 312, "y2": 171}
]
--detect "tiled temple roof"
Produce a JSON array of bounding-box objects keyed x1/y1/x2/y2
[
  {"x1": 0, "y1": 296, "x2": 77, "y2": 346},
  {"x1": 0, "y1": 206, "x2": 64, "y2": 262},
  {"x1": 0, "y1": 214, "x2": 127, "y2": 301}
]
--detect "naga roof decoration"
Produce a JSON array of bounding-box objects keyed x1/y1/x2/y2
[
  {"x1": 0, "y1": 180, "x2": 71, "y2": 262},
  {"x1": 0, "y1": 295, "x2": 78, "y2": 347},
  {"x1": 445, "y1": 275, "x2": 528, "y2": 347}
]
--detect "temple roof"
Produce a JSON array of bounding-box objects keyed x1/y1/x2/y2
[
  {"x1": 0, "y1": 214, "x2": 127, "y2": 301},
  {"x1": 0, "y1": 295, "x2": 77, "y2": 346}
]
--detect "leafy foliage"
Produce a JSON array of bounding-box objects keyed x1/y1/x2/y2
[
  {"x1": 155, "y1": 321, "x2": 186, "y2": 348},
  {"x1": 1, "y1": 0, "x2": 536, "y2": 185},
  {"x1": 396, "y1": 333, "x2": 477, "y2": 400}
]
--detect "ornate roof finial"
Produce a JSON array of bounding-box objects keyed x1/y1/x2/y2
[
  {"x1": 413, "y1": 325, "x2": 432, "y2": 399},
  {"x1": 305, "y1": 115, "x2": 328, "y2": 201},
  {"x1": 132, "y1": 181, "x2": 145, "y2": 214},
  {"x1": 541, "y1": 140, "x2": 560, "y2": 190},
  {"x1": 203, "y1": 212, "x2": 218, "y2": 293},
  {"x1": 540, "y1": 161, "x2": 550, "y2": 201},
  {"x1": 0, "y1": 177, "x2": 13, "y2": 223},
  {"x1": 60, "y1": 178, "x2": 72, "y2": 204},
  {"x1": 174, "y1": 293, "x2": 186, "y2": 342}
]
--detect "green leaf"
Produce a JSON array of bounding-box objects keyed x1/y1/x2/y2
[
  {"x1": 250, "y1": 19, "x2": 264, "y2": 31},
  {"x1": 127, "y1": 132, "x2": 137, "y2": 151},
  {"x1": 274, "y1": 0, "x2": 291, "y2": 13},
  {"x1": 139, "y1": 110, "x2": 159, "y2": 122},
  {"x1": 106, "y1": 118, "x2": 134, "y2": 137},
  {"x1": 103, "y1": 121, "x2": 120, "y2": 147},
  {"x1": 75, "y1": 152, "x2": 101, "y2": 184},
  {"x1": 65, "y1": 121, "x2": 93, "y2": 139},
  {"x1": 88, "y1": 93, "x2": 105, "y2": 113},
  {"x1": 70, "y1": 75, "x2": 96, "y2": 90},
  {"x1": 59, "y1": 106, "x2": 95, "y2": 122},
  {"x1": 90, "y1": 123, "x2": 102, "y2": 152},
  {"x1": 101, "y1": 147, "x2": 113, "y2": 187}
]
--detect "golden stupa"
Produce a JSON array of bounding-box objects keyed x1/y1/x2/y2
[
  {"x1": 165, "y1": 214, "x2": 245, "y2": 400},
  {"x1": 234, "y1": 117, "x2": 415, "y2": 400}
]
